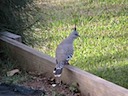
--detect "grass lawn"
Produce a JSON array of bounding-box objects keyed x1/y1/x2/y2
[{"x1": 23, "y1": 0, "x2": 128, "y2": 88}]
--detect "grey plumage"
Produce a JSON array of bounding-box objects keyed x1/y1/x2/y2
[{"x1": 53, "y1": 27, "x2": 79, "y2": 77}]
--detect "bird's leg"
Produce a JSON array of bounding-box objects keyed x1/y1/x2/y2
[
  {"x1": 52, "y1": 76, "x2": 62, "y2": 87},
  {"x1": 66, "y1": 62, "x2": 70, "y2": 65},
  {"x1": 52, "y1": 77, "x2": 62, "y2": 87},
  {"x1": 65, "y1": 61, "x2": 70, "y2": 65},
  {"x1": 56, "y1": 77, "x2": 61, "y2": 84}
]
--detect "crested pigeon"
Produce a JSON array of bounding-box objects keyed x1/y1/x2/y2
[{"x1": 53, "y1": 26, "x2": 79, "y2": 77}]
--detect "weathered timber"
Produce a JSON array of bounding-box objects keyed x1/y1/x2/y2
[{"x1": 0, "y1": 31, "x2": 21, "y2": 42}]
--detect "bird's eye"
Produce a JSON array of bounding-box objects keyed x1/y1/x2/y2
[{"x1": 75, "y1": 33, "x2": 78, "y2": 36}]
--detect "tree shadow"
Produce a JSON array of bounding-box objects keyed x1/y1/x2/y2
[{"x1": 0, "y1": 0, "x2": 42, "y2": 44}]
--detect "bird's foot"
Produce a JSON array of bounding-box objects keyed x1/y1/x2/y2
[
  {"x1": 65, "y1": 61, "x2": 70, "y2": 65},
  {"x1": 52, "y1": 78, "x2": 62, "y2": 87}
]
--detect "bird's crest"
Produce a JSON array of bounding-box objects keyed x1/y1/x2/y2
[{"x1": 74, "y1": 24, "x2": 76, "y2": 31}]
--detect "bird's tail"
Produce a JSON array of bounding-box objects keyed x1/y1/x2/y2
[{"x1": 53, "y1": 67, "x2": 63, "y2": 77}]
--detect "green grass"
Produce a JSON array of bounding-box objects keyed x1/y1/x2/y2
[{"x1": 23, "y1": 0, "x2": 128, "y2": 88}]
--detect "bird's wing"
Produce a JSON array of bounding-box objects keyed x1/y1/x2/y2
[
  {"x1": 64, "y1": 44, "x2": 73, "y2": 61},
  {"x1": 56, "y1": 44, "x2": 73, "y2": 63}
]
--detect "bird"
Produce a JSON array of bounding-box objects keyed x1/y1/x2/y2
[{"x1": 53, "y1": 26, "x2": 79, "y2": 77}]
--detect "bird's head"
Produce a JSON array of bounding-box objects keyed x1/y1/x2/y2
[{"x1": 70, "y1": 26, "x2": 80, "y2": 39}]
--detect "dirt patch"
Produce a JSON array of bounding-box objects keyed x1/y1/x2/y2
[{"x1": 20, "y1": 73, "x2": 81, "y2": 96}]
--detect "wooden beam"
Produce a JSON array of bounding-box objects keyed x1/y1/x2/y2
[
  {"x1": 0, "y1": 31, "x2": 21, "y2": 42},
  {"x1": 0, "y1": 36, "x2": 128, "y2": 96}
]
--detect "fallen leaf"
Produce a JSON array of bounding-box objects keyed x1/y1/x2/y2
[{"x1": 7, "y1": 69, "x2": 20, "y2": 77}]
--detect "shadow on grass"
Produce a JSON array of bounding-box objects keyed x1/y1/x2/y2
[
  {"x1": 0, "y1": 0, "x2": 37, "y2": 31},
  {"x1": 94, "y1": 63, "x2": 128, "y2": 89},
  {"x1": 82, "y1": 49, "x2": 128, "y2": 88},
  {"x1": 0, "y1": 0, "x2": 43, "y2": 45}
]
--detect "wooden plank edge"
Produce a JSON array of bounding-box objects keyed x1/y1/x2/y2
[
  {"x1": 0, "y1": 36, "x2": 128, "y2": 96},
  {"x1": 0, "y1": 31, "x2": 21, "y2": 42}
]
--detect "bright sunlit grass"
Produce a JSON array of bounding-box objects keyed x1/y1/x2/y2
[{"x1": 24, "y1": 0, "x2": 128, "y2": 88}]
